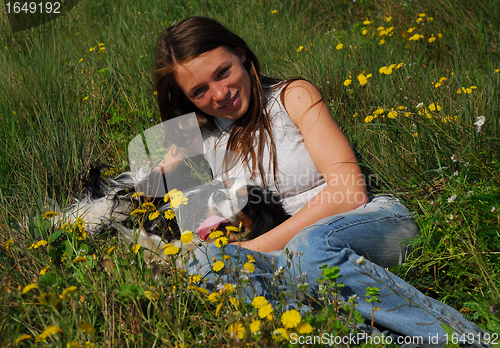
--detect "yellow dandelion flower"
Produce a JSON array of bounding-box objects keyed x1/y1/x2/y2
[
  {"x1": 6, "y1": 238, "x2": 14, "y2": 250},
  {"x1": 396, "y1": 62, "x2": 404, "y2": 69},
  {"x1": 35, "y1": 325, "x2": 60, "y2": 342},
  {"x1": 228, "y1": 322, "x2": 246, "y2": 339},
  {"x1": 385, "y1": 16, "x2": 392, "y2": 22},
  {"x1": 378, "y1": 39, "x2": 385, "y2": 45},
  {"x1": 189, "y1": 274, "x2": 202, "y2": 284},
  {"x1": 407, "y1": 27, "x2": 415, "y2": 33},
  {"x1": 357, "y1": 73, "x2": 370, "y2": 86},
  {"x1": 225, "y1": 225, "x2": 239, "y2": 232},
  {"x1": 143, "y1": 202, "x2": 156, "y2": 210},
  {"x1": 209, "y1": 230, "x2": 224, "y2": 239},
  {"x1": 364, "y1": 115, "x2": 374, "y2": 123},
  {"x1": 427, "y1": 17, "x2": 433, "y2": 21},
  {"x1": 343, "y1": 79, "x2": 352, "y2": 86},
  {"x1": 130, "y1": 208, "x2": 147, "y2": 216},
  {"x1": 180, "y1": 231, "x2": 193, "y2": 244},
  {"x1": 409, "y1": 34, "x2": 421, "y2": 41},
  {"x1": 149, "y1": 210, "x2": 160, "y2": 220},
  {"x1": 144, "y1": 290, "x2": 156, "y2": 301},
  {"x1": 131, "y1": 244, "x2": 141, "y2": 254},
  {"x1": 73, "y1": 256, "x2": 89, "y2": 264},
  {"x1": 22, "y1": 283, "x2": 39, "y2": 294},
  {"x1": 438, "y1": 33, "x2": 443, "y2": 39},
  {"x1": 281, "y1": 309, "x2": 302, "y2": 328},
  {"x1": 43, "y1": 211, "x2": 57, "y2": 219},
  {"x1": 252, "y1": 296, "x2": 268, "y2": 309},
  {"x1": 61, "y1": 221, "x2": 72, "y2": 233},
  {"x1": 214, "y1": 237, "x2": 228, "y2": 248},
  {"x1": 250, "y1": 319, "x2": 261, "y2": 333},
  {"x1": 272, "y1": 328, "x2": 289, "y2": 341},
  {"x1": 131, "y1": 191, "x2": 144, "y2": 198},
  {"x1": 297, "y1": 322, "x2": 313, "y2": 334},
  {"x1": 387, "y1": 110, "x2": 398, "y2": 119},
  {"x1": 15, "y1": 334, "x2": 33, "y2": 344},
  {"x1": 428, "y1": 103, "x2": 442, "y2": 112},
  {"x1": 413, "y1": 132, "x2": 419, "y2": 138},
  {"x1": 164, "y1": 210, "x2": 175, "y2": 220},
  {"x1": 362, "y1": 29, "x2": 368, "y2": 35},
  {"x1": 213, "y1": 260, "x2": 224, "y2": 272},
  {"x1": 352, "y1": 112, "x2": 358, "y2": 117},
  {"x1": 208, "y1": 292, "x2": 221, "y2": 302},
  {"x1": 243, "y1": 262, "x2": 256, "y2": 273},
  {"x1": 163, "y1": 244, "x2": 180, "y2": 255},
  {"x1": 297, "y1": 46, "x2": 304, "y2": 53},
  {"x1": 363, "y1": 19, "x2": 372, "y2": 25},
  {"x1": 61, "y1": 286, "x2": 78, "y2": 299},
  {"x1": 169, "y1": 189, "x2": 188, "y2": 208},
  {"x1": 258, "y1": 303, "x2": 273, "y2": 318},
  {"x1": 494, "y1": 68, "x2": 500, "y2": 73},
  {"x1": 29, "y1": 240, "x2": 48, "y2": 249},
  {"x1": 336, "y1": 43, "x2": 344, "y2": 50},
  {"x1": 416, "y1": 17, "x2": 423, "y2": 23},
  {"x1": 271, "y1": 10, "x2": 278, "y2": 14},
  {"x1": 247, "y1": 254, "x2": 256, "y2": 263},
  {"x1": 429, "y1": 36, "x2": 436, "y2": 43},
  {"x1": 223, "y1": 255, "x2": 231, "y2": 260},
  {"x1": 434, "y1": 82, "x2": 442, "y2": 88},
  {"x1": 40, "y1": 266, "x2": 49, "y2": 275},
  {"x1": 106, "y1": 246, "x2": 116, "y2": 255},
  {"x1": 229, "y1": 296, "x2": 239, "y2": 307},
  {"x1": 220, "y1": 283, "x2": 234, "y2": 293},
  {"x1": 374, "y1": 108, "x2": 384, "y2": 115}
]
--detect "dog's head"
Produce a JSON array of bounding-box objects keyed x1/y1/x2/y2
[{"x1": 193, "y1": 178, "x2": 290, "y2": 242}]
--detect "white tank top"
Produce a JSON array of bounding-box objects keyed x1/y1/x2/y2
[{"x1": 202, "y1": 85, "x2": 327, "y2": 215}]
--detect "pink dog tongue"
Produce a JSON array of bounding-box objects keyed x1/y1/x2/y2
[{"x1": 197, "y1": 215, "x2": 229, "y2": 241}]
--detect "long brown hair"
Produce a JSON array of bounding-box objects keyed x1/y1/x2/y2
[{"x1": 154, "y1": 16, "x2": 287, "y2": 187}]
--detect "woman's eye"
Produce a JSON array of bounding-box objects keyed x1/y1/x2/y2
[
  {"x1": 218, "y1": 67, "x2": 229, "y2": 78},
  {"x1": 193, "y1": 87, "x2": 206, "y2": 97}
]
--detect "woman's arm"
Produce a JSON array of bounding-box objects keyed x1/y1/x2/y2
[{"x1": 237, "y1": 79, "x2": 368, "y2": 253}]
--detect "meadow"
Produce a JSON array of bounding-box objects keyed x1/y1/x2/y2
[{"x1": 1, "y1": 0, "x2": 499, "y2": 346}]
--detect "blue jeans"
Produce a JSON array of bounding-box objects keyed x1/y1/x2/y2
[{"x1": 187, "y1": 195, "x2": 485, "y2": 344}]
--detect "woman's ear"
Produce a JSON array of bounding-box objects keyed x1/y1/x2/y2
[{"x1": 235, "y1": 47, "x2": 247, "y2": 64}]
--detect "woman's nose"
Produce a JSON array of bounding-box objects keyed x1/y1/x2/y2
[{"x1": 212, "y1": 82, "x2": 230, "y2": 103}]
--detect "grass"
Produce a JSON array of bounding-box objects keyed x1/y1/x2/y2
[{"x1": 1, "y1": 0, "x2": 500, "y2": 346}]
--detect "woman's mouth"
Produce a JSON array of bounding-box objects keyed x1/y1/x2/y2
[{"x1": 220, "y1": 92, "x2": 239, "y2": 111}]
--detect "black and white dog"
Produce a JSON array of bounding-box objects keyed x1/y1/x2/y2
[{"x1": 52, "y1": 163, "x2": 290, "y2": 261}]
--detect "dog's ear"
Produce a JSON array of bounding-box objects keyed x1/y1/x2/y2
[
  {"x1": 79, "y1": 161, "x2": 112, "y2": 199},
  {"x1": 243, "y1": 186, "x2": 290, "y2": 240}
]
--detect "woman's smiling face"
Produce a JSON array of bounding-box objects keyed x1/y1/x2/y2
[{"x1": 173, "y1": 46, "x2": 252, "y2": 120}]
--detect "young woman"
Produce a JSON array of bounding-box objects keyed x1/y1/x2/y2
[{"x1": 154, "y1": 16, "x2": 484, "y2": 344}]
